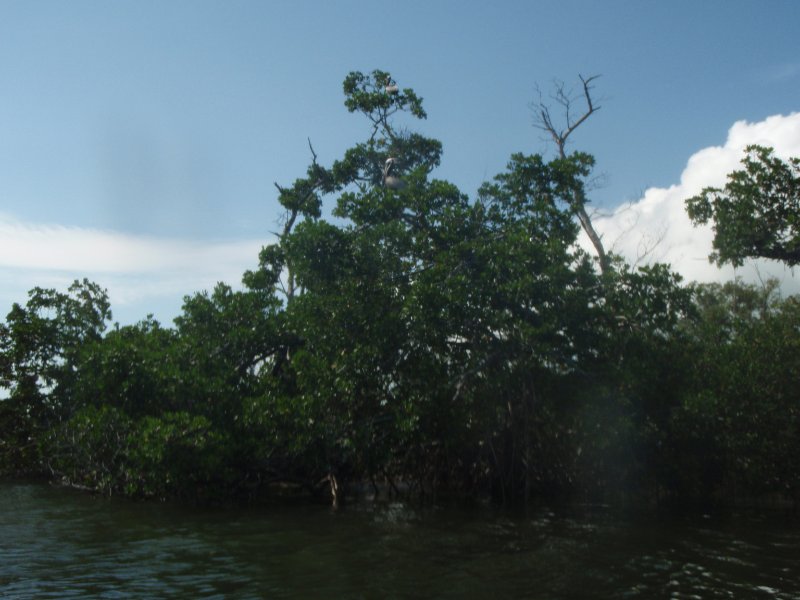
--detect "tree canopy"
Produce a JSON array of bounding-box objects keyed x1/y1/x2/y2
[
  {"x1": 1, "y1": 72, "x2": 798, "y2": 510},
  {"x1": 686, "y1": 145, "x2": 800, "y2": 267}
]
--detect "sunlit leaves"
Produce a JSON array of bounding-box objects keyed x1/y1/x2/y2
[
  {"x1": 343, "y1": 69, "x2": 427, "y2": 123},
  {"x1": 686, "y1": 145, "x2": 800, "y2": 266}
]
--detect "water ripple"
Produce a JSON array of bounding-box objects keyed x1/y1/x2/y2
[{"x1": 1, "y1": 483, "x2": 798, "y2": 599}]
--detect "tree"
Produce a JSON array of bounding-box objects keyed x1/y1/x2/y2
[
  {"x1": 175, "y1": 282, "x2": 283, "y2": 422},
  {"x1": 266, "y1": 70, "x2": 449, "y2": 497},
  {"x1": 0, "y1": 279, "x2": 111, "y2": 474},
  {"x1": 71, "y1": 316, "x2": 183, "y2": 418},
  {"x1": 686, "y1": 145, "x2": 800, "y2": 266},
  {"x1": 10, "y1": 69, "x2": 773, "y2": 509},
  {"x1": 0, "y1": 279, "x2": 111, "y2": 406},
  {"x1": 676, "y1": 280, "x2": 800, "y2": 503},
  {"x1": 531, "y1": 75, "x2": 610, "y2": 274},
  {"x1": 263, "y1": 69, "x2": 616, "y2": 502}
]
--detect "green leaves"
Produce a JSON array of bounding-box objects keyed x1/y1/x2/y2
[
  {"x1": 343, "y1": 70, "x2": 427, "y2": 123},
  {"x1": 75, "y1": 317, "x2": 183, "y2": 418},
  {"x1": 0, "y1": 278, "x2": 111, "y2": 417},
  {"x1": 677, "y1": 281, "x2": 800, "y2": 496},
  {"x1": 686, "y1": 145, "x2": 800, "y2": 266},
  {"x1": 4, "y1": 70, "x2": 799, "y2": 508},
  {"x1": 42, "y1": 405, "x2": 132, "y2": 495},
  {"x1": 43, "y1": 406, "x2": 225, "y2": 499}
]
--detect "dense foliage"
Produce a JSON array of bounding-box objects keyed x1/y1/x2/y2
[
  {"x1": 686, "y1": 145, "x2": 800, "y2": 266},
  {"x1": 1, "y1": 71, "x2": 798, "y2": 509}
]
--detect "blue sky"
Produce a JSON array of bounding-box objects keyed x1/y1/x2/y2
[{"x1": 1, "y1": 0, "x2": 799, "y2": 325}]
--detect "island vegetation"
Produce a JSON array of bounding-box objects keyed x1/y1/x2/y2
[{"x1": 1, "y1": 71, "x2": 798, "y2": 510}]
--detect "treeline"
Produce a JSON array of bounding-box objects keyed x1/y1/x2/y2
[{"x1": 1, "y1": 71, "x2": 798, "y2": 508}]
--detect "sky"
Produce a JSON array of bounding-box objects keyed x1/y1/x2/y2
[{"x1": 1, "y1": 0, "x2": 799, "y2": 325}]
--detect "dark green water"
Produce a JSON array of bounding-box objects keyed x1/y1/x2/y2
[{"x1": 1, "y1": 482, "x2": 798, "y2": 599}]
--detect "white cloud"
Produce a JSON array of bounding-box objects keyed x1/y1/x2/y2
[
  {"x1": 582, "y1": 112, "x2": 800, "y2": 295},
  {"x1": 0, "y1": 215, "x2": 263, "y2": 273},
  {"x1": 0, "y1": 215, "x2": 268, "y2": 324}
]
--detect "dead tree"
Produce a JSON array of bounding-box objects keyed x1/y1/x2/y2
[{"x1": 532, "y1": 75, "x2": 610, "y2": 275}]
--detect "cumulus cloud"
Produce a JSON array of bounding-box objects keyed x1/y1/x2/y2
[
  {"x1": 0, "y1": 215, "x2": 267, "y2": 324},
  {"x1": 582, "y1": 112, "x2": 800, "y2": 294}
]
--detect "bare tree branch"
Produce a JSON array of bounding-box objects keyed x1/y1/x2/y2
[
  {"x1": 531, "y1": 74, "x2": 609, "y2": 274},
  {"x1": 307, "y1": 137, "x2": 318, "y2": 162},
  {"x1": 532, "y1": 75, "x2": 601, "y2": 159}
]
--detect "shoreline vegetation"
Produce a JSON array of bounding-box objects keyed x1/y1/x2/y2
[{"x1": 1, "y1": 71, "x2": 798, "y2": 512}]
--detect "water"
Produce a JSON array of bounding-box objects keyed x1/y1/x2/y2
[{"x1": 1, "y1": 482, "x2": 798, "y2": 599}]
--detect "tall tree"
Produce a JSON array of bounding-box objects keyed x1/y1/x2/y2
[
  {"x1": 268, "y1": 70, "x2": 612, "y2": 501},
  {"x1": 532, "y1": 75, "x2": 610, "y2": 274}
]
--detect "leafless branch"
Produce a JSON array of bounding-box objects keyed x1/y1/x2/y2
[
  {"x1": 606, "y1": 200, "x2": 670, "y2": 268},
  {"x1": 532, "y1": 75, "x2": 601, "y2": 158},
  {"x1": 307, "y1": 137, "x2": 318, "y2": 162},
  {"x1": 530, "y1": 75, "x2": 610, "y2": 274}
]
